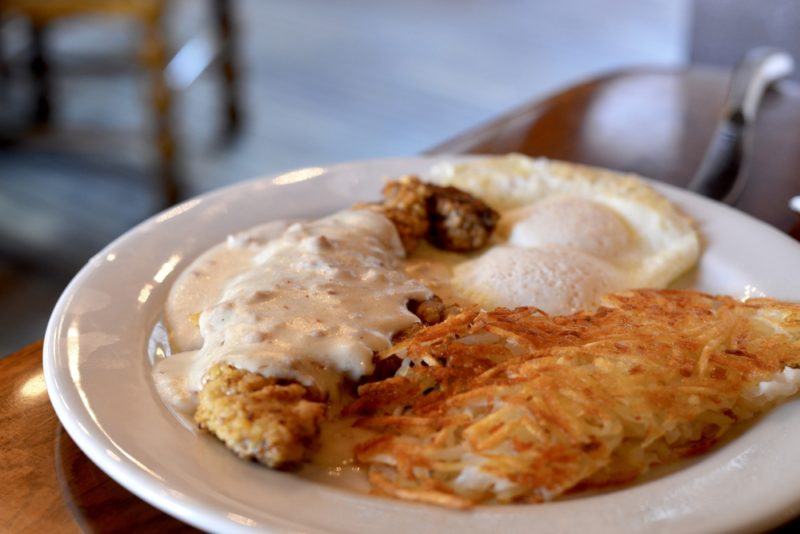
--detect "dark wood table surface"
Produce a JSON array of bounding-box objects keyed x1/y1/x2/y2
[{"x1": 3, "y1": 66, "x2": 800, "y2": 532}]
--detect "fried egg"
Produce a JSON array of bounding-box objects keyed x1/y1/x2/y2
[{"x1": 428, "y1": 155, "x2": 700, "y2": 314}]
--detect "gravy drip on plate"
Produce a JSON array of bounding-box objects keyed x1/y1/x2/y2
[
  {"x1": 154, "y1": 209, "x2": 432, "y2": 410},
  {"x1": 404, "y1": 242, "x2": 476, "y2": 309}
]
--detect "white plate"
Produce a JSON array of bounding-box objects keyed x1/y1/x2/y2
[{"x1": 44, "y1": 157, "x2": 800, "y2": 533}]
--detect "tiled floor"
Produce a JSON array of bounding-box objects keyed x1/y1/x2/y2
[{"x1": 0, "y1": 0, "x2": 687, "y2": 354}]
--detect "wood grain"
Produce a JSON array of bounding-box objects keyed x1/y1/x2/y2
[
  {"x1": 0, "y1": 342, "x2": 194, "y2": 532},
  {"x1": 2, "y1": 67, "x2": 799, "y2": 531}
]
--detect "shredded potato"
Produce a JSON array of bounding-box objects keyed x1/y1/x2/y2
[{"x1": 347, "y1": 290, "x2": 800, "y2": 507}]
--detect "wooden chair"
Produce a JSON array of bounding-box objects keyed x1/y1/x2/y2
[{"x1": 0, "y1": 0, "x2": 242, "y2": 206}]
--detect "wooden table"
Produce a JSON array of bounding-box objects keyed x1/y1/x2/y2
[
  {"x1": 0, "y1": 342, "x2": 193, "y2": 532},
  {"x1": 3, "y1": 67, "x2": 800, "y2": 532}
]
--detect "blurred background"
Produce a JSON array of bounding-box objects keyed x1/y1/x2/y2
[{"x1": 0, "y1": 0, "x2": 689, "y2": 354}]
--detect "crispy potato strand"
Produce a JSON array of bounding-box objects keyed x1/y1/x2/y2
[{"x1": 348, "y1": 290, "x2": 800, "y2": 507}]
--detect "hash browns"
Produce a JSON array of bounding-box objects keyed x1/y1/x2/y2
[{"x1": 347, "y1": 290, "x2": 800, "y2": 507}]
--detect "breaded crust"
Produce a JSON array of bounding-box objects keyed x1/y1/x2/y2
[
  {"x1": 425, "y1": 183, "x2": 499, "y2": 251},
  {"x1": 358, "y1": 175, "x2": 498, "y2": 254},
  {"x1": 381, "y1": 175, "x2": 431, "y2": 252},
  {"x1": 196, "y1": 364, "x2": 326, "y2": 468},
  {"x1": 407, "y1": 295, "x2": 446, "y2": 326}
]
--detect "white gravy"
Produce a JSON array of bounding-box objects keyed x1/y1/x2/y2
[
  {"x1": 404, "y1": 242, "x2": 473, "y2": 308},
  {"x1": 164, "y1": 220, "x2": 292, "y2": 352},
  {"x1": 154, "y1": 209, "x2": 433, "y2": 410}
]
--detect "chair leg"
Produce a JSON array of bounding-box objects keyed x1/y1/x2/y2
[
  {"x1": 214, "y1": 0, "x2": 241, "y2": 140},
  {"x1": 30, "y1": 23, "x2": 52, "y2": 126},
  {"x1": 142, "y1": 16, "x2": 180, "y2": 207},
  {"x1": 0, "y1": 27, "x2": 8, "y2": 82}
]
